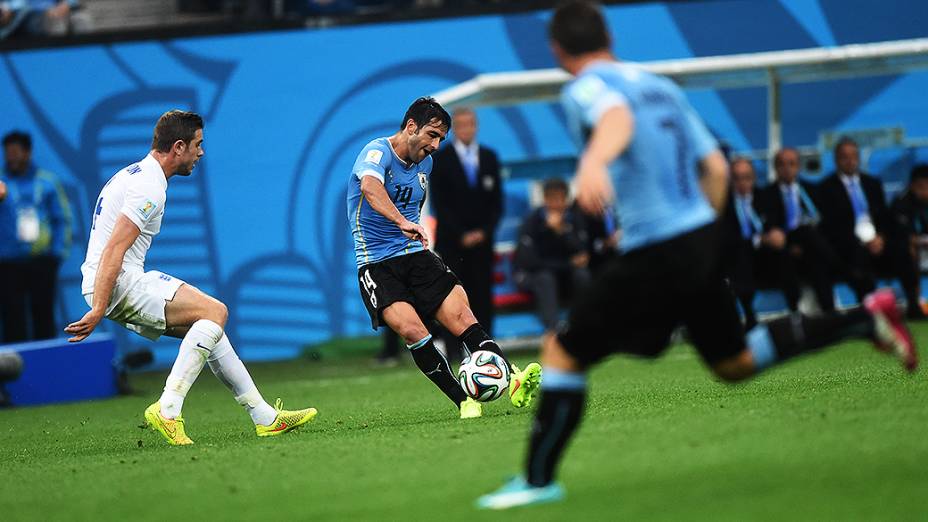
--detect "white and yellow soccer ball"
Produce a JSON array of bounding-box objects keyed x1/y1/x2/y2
[{"x1": 458, "y1": 350, "x2": 510, "y2": 402}]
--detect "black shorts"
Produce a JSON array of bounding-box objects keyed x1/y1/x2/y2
[
  {"x1": 357, "y1": 250, "x2": 461, "y2": 329},
  {"x1": 557, "y1": 222, "x2": 745, "y2": 367}
]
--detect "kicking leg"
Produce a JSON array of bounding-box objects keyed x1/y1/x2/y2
[
  {"x1": 156, "y1": 284, "x2": 316, "y2": 441},
  {"x1": 382, "y1": 301, "x2": 468, "y2": 410},
  {"x1": 436, "y1": 285, "x2": 542, "y2": 408}
]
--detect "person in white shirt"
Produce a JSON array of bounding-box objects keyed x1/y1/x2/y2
[{"x1": 65, "y1": 110, "x2": 317, "y2": 445}]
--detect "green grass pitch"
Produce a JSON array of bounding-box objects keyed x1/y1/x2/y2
[{"x1": 1, "y1": 327, "x2": 926, "y2": 521}]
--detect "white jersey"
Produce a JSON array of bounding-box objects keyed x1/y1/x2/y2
[{"x1": 80, "y1": 153, "x2": 168, "y2": 295}]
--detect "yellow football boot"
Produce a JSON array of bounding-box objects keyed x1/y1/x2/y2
[
  {"x1": 144, "y1": 402, "x2": 194, "y2": 446},
  {"x1": 509, "y1": 363, "x2": 542, "y2": 408},
  {"x1": 460, "y1": 397, "x2": 483, "y2": 419},
  {"x1": 255, "y1": 398, "x2": 318, "y2": 437}
]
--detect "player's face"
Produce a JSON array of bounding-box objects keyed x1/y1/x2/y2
[
  {"x1": 3, "y1": 144, "x2": 30, "y2": 174},
  {"x1": 176, "y1": 129, "x2": 205, "y2": 176},
  {"x1": 408, "y1": 120, "x2": 447, "y2": 163},
  {"x1": 775, "y1": 150, "x2": 800, "y2": 184},
  {"x1": 731, "y1": 162, "x2": 755, "y2": 195},
  {"x1": 836, "y1": 143, "x2": 859, "y2": 175}
]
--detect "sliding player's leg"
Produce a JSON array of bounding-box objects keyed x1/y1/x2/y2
[{"x1": 146, "y1": 282, "x2": 315, "y2": 444}]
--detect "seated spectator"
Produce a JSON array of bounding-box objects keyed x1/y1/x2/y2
[
  {"x1": 756, "y1": 147, "x2": 858, "y2": 313},
  {"x1": 890, "y1": 163, "x2": 928, "y2": 279},
  {"x1": 0, "y1": 1, "x2": 91, "y2": 40},
  {"x1": 817, "y1": 137, "x2": 923, "y2": 318},
  {"x1": 720, "y1": 158, "x2": 797, "y2": 329},
  {"x1": 1, "y1": 130, "x2": 73, "y2": 342},
  {"x1": 513, "y1": 178, "x2": 591, "y2": 339}
]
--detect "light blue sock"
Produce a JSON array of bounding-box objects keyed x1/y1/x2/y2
[
  {"x1": 406, "y1": 334, "x2": 432, "y2": 350},
  {"x1": 542, "y1": 367, "x2": 587, "y2": 392},
  {"x1": 747, "y1": 324, "x2": 777, "y2": 371}
]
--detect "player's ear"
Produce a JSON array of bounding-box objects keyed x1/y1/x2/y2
[
  {"x1": 172, "y1": 139, "x2": 186, "y2": 155},
  {"x1": 405, "y1": 119, "x2": 418, "y2": 135}
]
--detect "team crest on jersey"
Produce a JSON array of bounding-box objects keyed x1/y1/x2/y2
[
  {"x1": 418, "y1": 172, "x2": 428, "y2": 190},
  {"x1": 137, "y1": 200, "x2": 158, "y2": 220}
]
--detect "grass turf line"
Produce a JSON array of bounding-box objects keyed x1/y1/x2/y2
[{"x1": 0, "y1": 325, "x2": 925, "y2": 521}]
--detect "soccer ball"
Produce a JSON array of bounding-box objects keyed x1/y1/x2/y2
[{"x1": 458, "y1": 350, "x2": 510, "y2": 402}]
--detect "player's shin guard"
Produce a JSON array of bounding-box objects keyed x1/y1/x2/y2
[
  {"x1": 526, "y1": 368, "x2": 586, "y2": 487},
  {"x1": 748, "y1": 308, "x2": 874, "y2": 371},
  {"x1": 160, "y1": 319, "x2": 223, "y2": 419},
  {"x1": 409, "y1": 335, "x2": 468, "y2": 406},
  {"x1": 459, "y1": 323, "x2": 511, "y2": 370},
  {"x1": 207, "y1": 334, "x2": 277, "y2": 426}
]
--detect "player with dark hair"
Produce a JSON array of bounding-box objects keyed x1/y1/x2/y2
[
  {"x1": 347, "y1": 97, "x2": 542, "y2": 419},
  {"x1": 66, "y1": 110, "x2": 317, "y2": 445},
  {"x1": 478, "y1": 1, "x2": 917, "y2": 509}
]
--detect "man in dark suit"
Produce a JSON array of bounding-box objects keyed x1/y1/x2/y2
[
  {"x1": 430, "y1": 107, "x2": 503, "y2": 355},
  {"x1": 755, "y1": 147, "x2": 844, "y2": 313},
  {"x1": 817, "y1": 138, "x2": 923, "y2": 318},
  {"x1": 720, "y1": 158, "x2": 797, "y2": 329}
]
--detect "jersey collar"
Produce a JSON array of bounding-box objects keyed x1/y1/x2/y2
[{"x1": 143, "y1": 152, "x2": 169, "y2": 189}]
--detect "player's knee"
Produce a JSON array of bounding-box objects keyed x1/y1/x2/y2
[
  {"x1": 203, "y1": 300, "x2": 228, "y2": 328},
  {"x1": 398, "y1": 323, "x2": 430, "y2": 344},
  {"x1": 711, "y1": 352, "x2": 754, "y2": 383},
  {"x1": 452, "y1": 309, "x2": 478, "y2": 332}
]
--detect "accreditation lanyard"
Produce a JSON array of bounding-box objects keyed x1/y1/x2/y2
[
  {"x1": 734, "y1": 196, "x2": 762, "y2": 240},
  {"x1": 844, "y1": 176, "x2": 875, "y2": 242},
  {"x1": 4, "y1": 176, "x2": 42, "y2": 243},
  {"x1": 785, "y1": 184, "x2": 820, "y2": 227}
]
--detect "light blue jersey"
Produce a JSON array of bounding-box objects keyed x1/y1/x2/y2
[
  {"x1": 562, "y1": 60, "x2": 719, "y2": 251},
  {"x1": 347, "y1": 137, "x2": 432, "y2": 267}
]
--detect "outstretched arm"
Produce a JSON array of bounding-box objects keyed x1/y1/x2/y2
[
  {"x1": 360, "y1": 175, "x2": 429, "y2": 249},
  {"x1": 65, "y1": 214, "x2": 139, "y2": 342}
]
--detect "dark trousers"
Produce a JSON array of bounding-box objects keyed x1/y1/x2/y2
[
  {"x1": 0, "y1": 256, "x2": 61, "y2": 343},
  {"x1": 786, "y1": 226, "x2": 843, "y2": 312},
  {"x1": 836, "y1": 236, "x2": 920, "y2": 306},
  {"x1": 517, "y1": 266, "x2": 592, "y2": 331},
  {"x1": 727, "y1": 242, "x2": 800, "y2": 330}
]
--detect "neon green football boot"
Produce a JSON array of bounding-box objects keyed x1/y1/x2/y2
[
  {"x1": 144, "y1": 402, "x2": 194, "y2": 446},
  {"x1": 509, "y1": 363, "x2": 542, "y2": 408},
  {"x1": 255, "y1": 398, "x2": 318, "y2": 437},
  {"x1": 460, "y1": 397, "x2": 483, "y2": 419}
]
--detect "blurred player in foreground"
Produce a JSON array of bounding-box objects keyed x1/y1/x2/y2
[
  {"x1": 65, "y1": 110, "x2": 317, "y2": 445},
  {"x1": 478, "y1": 1, "x2": 917, "y2": 509},
  {"x1": 346, "y1": 97, "x2": 541, "y2": 419}
]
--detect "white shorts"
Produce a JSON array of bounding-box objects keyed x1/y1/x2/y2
[{"x1": 84, "y1": 270, "x2": 185, "y2": 341}]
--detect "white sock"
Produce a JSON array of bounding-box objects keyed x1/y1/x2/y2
[
  {"x1": 207, "y1": 334, "x2": 277, "y2": 426},
  {"x1": 159, "y1": 319, "x2": 223, "y2": 419}
]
